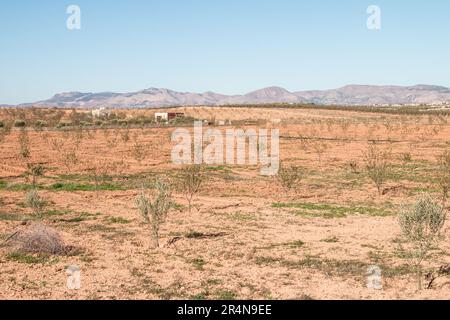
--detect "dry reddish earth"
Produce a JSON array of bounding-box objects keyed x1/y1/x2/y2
[{"x1": 0, "y1": 107, "x2": 450, "y2": 300}]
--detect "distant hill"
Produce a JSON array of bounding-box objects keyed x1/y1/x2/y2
[{"x1": 9, "y1": 84, "x2": 450, "y2": 108}]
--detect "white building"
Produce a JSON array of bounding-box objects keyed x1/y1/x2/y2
[
  {"x1": 92, "y1": 107, "x2": 110, "y2": 118},
  {"x1": 155, "y1": 112, "x2": 169, "y2": 122}
]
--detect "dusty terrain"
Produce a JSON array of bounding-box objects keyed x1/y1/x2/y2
[{"x1": 0, "y1": 106, "x2": 450, "y2": 300}]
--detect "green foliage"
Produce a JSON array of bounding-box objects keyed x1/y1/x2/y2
[
  {"x1": 177, "y1": 165, "x2": 206, "y2": 213},
  {"x1": 135, "y1": 178, "x2": 173, "y2": 248},
  {"x1": 6, "y1": 252, "x2": 49, "y2": 264},
  {"x1": 34, "y1": 120, "x2": 48, "y2": 129},
  {"x1": 24, "y1": 189, "x2": 46, "y2": 218},
  {"x1": 277, "y1": 162, "x2": 303, "y2": 193},
  {"x1": 26, "y1": 163, "x2": 46, "y2": 186},
  {"x1": 18, "y1": 128, "x2": 30, "y2": 159},
  {"x1": 272, "y1": 202, "x2": 392, "y2": 218},
  {"x1": 364, "y1": 143, "x2": 391, "y2": 195},
  {"x1": 14, "y1": 120, "x2": 26, "y2": 128},
  {"x1": 399, "y1": 195, "x2": 446, "y2": 289},
  {"x1": 436, "y1": 150, "x2": 450, "y2": 205}
]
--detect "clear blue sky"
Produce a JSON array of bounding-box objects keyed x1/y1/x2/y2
[{"x1": 1, "y1": 0, "x2": 449, "y2": 104}]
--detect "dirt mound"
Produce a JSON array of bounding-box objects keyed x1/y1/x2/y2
[{"x1": 2, "y1": 222, "x2": 72, "y2": 255}]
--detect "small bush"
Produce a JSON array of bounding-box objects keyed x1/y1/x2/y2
[
  {"x1": 131, "y1": 140, "x2": 148, "y2": 163},
  {"x1": 363, "y1": 143, "x2": 391, "y2": 196},
  {"x1": 26, "y1": 163, "x2": 46, "y2": 186},
  {"x1": 25, "y1": 189, "x2": 46, "y2": 218},
  {"x1": 34, "y1": 120, "x2": 48, "y2": 128},
  {"x1": 135, "y1": 178, "x2": 173, "y2": 248},
  {"x1": 347, "y1": 161, "x2": 358, "y2": 174},
  {"x1": 177, "y1": 165, "x2": 206, "y2": 213},
  {"x1": 18, "y1": 128, "x2": 30, "y2": 159},
  {"x1": 277, "y1": 162, "x2": 303, "y2": 193},
  {"x1": 399, "y1": 195, "x2": 446, "y2": 290},
  {"x1": 14, "y1": 120, "x2": 26, "y2": 128},
  {"x1": 0, "y1": 121, "x2": 4, "y2": 128},
  {"x1": 56, "y1": 121, "x2": 73, "y2": 129},
  {"x1": 401, "y1": 152, "x2": 412, "y2": 163},
  {"x1": 436, "y1": 150, "x2": 450, "y2": 205},
  {"x1": 80, "y1": 121, "x2": 93, "y2": 127}
]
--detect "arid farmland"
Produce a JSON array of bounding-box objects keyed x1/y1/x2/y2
[{"x1": 0, "y1": 106, "x2": 450, "y2": 299}]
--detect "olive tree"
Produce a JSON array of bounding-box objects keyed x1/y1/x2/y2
[
  {"x1": 177, "y1": 165, "x2": 206, "y2": 213},
  {"x1": 363, "y1": 143, "x2": 391, "y2": 196},
  {"x1": 277, "y1": 162, "x2": 303, "y2": 194},
  {"x1": 399, "y1": 195, "x2": 446, "y2": 290},
  {"x1": 135, "y1": 178, "x2": 172, "y2": 248},
  {"x1": 436, "y1": 150, "x2": 450, "y2": 206}
]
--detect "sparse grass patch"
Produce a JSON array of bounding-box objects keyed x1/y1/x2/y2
[
  {"x1": 191, "y1": 292, "x2": 208, "y2": 300},
  {"x1": 191, "y1": 258, "x2": 206, "y2": 270},
  {"x1": 0, "y1": 212, "x2": 31, "y2": 221},
  {"x1": 59, "y1": 212, "x2": 99, "y2": 223},
  {"x1": 5, "y1": 252, "x2": 52, "y2": 264},
  {"x1": 85, "y1": 224, "x2": 117, "y2": 234},
  {"x1": 227, "y1": 212, "x2": 257, "y2": 221},
  {"x1": 321, "y1": 236, "x2": 339, "y2": 243},
  {"x1": 215, "y1": 290, "x2": 237, "y2": 300},
  {"x1": 259, "y1": 240, "x2": 305, "y2": 250},
  {"x1": 49, "y1": 182, "x2": 124, "y2": 192},
  {"x1": 185, "y1": 231, "x2": 206, "y2": 239},
  {"x1": 272, "y1": 202, "x2": 392, "y2": 218},
  {"x1": 41, "y1": 209, "x2": 73, "y2": 218},
  {"x1": 107, "y1": 216, "x2": 131, "y2": 224},
  {"x1": 288, "y1": 240, "x2": 305, "y2": 248},
  {"x1": 255, "y1": 254, "x2": 415, "y2": 278},
  {"x1": 255, "y1": 256, "x2": 284, "y2": 265}
]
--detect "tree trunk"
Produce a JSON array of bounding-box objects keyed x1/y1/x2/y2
[
  {"x1": 152, "y1": 228, "x2": 159, "y2": 248},
  {"x1": 417, "y1": 265, "x2": 422, "y2": 290}
]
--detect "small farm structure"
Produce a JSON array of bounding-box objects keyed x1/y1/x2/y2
[
  {"x1": 155, "y1": 112, "x2": 185, "y2": 122},
  {"x1": 91, "y1": 107, "x2": 111, "y2": 118}
]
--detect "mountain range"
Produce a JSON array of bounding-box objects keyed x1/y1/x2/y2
[{"x1": 9, "y1": 84, "x2": 450, "y2": 108}]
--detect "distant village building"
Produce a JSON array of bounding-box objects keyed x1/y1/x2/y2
[
  {"x1": 91, "y1": 107, "x2": 110, "y2": 118},
  {"x1": 155, "y1": 112, "x2": 185, "y2": 123}
]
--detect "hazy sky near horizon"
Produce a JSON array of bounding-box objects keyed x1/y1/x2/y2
[{"x1": 1, "y1": 0, "x2": 449, "y2": 104}]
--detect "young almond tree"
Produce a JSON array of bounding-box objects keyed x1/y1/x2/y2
[
  {"x1": 363, "y1": 143, "x2": 391, "y2": 196},
  {"x1": 135, "y1": 178, "x2": 172, "y2": 248},
  {"x1": 399, "y1": 195, "x2": 446, "y2": 290},
  {"x1": 277, "y1": 162, "x2": 303, "y2": 195},
  {"x1": 437, "y1": 150, "x2": 450, "y2": 206},
  {"x1": 177, "y1": 165, "x2": 205, "y2": 213},
  {"x1": 25, "y1": 189, "x2": 46, "y2": 218}
]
